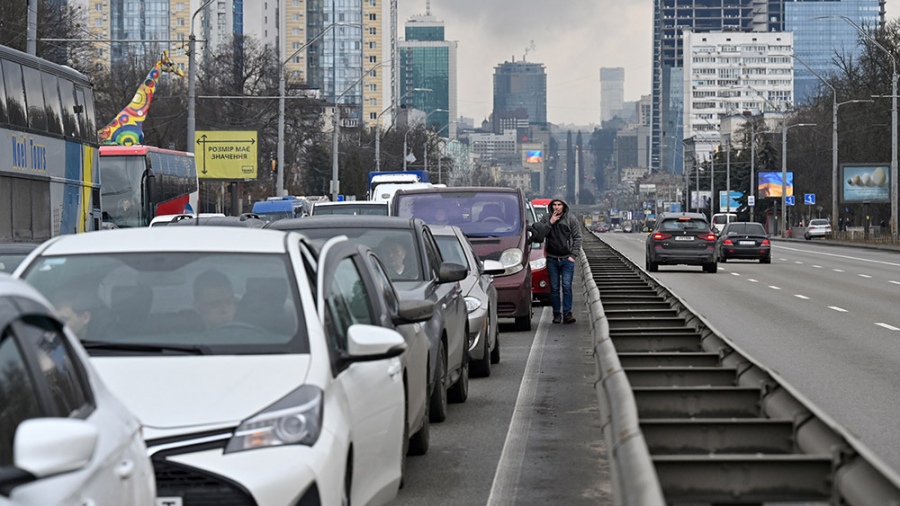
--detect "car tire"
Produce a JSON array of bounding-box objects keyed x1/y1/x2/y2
[
  {"x1": 429, "y1": 344, "x2": 448, "y2": 423},
  {"x1": 761, "y1": 256, "x2": 771, "y2": 264},
  {"x1": 703, "y1": 262, "x2": 718, "y2": 273},
  {"x1": 719, "y1": 254, "x2": 727, "y2": 263},
  {"x1": 448, "y1": 347, "x2": 469, "y2": 403},
  {"x1": 408, "y1": 391, "x2": 429, "y2": 456},
  {"x1": 646, "y1": 254, "x2": 659, "y2": 272},
  {"x1": 470, "y1": 333, "x2": 491, "y2": 378},
  {"x1": 514, "y1": 308, "x2": 532, "y2": 331},
  {"x1": 805, "y1": 234, "x2": 811, "y2": 240},
  {"x1": 490, "y1": 332, "x2": 501, "y2": 364}
]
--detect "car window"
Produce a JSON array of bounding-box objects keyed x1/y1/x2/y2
[
  {"x1": 0, "y1": 329, "x2": 42, "y2": 467},
  {"x1": 434, "y1": 234, "x2": 470, "y2": 270},
  {"x1": 284, "y1": 228, "x2": 422, "y2": 282},
  {"x1": 809, "y1": 219, "x2": 829, "y2": 226},
  {"x1": 21, "y1": 253, "x2": 308, "y2": 355},
  {"x1": 324, "y1": 258, "x2": 376, "y2": 351},
  {"x1": 726, "y1": 223, "x2": 766, "y2": 235},
  {"x1": 368, "y1": 254, "x2": 400, "y2": 316},
  {"x1": 421, "y1": 229, "x2": 444, "y2": 279},
  {"x1": 395, "y1": 191, "x2": 523, "y2": 237},
  {"x1": 660, "y1": 219, "x2": 708, "y2": 231}
]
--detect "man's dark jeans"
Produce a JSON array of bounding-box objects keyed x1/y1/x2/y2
[{"x1": 547, "y1": 256, "x2": 574, "y2": 314}]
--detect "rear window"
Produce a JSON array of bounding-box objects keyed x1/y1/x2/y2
[
  {"x1": 809, "y1": 219, "x2": 829, "y2": 226},
  {"x1": 725, "y1": 223, "x2": 766, "y2": 235},
  {"x1": 660, "y1": 219, "x2": 710, "y2": 232},
  {"x1": 395, "y1": 191, "x2": 522, "y2": 238},
  {"x1": 313, "y1": 204, "x2": 387, "y2": 216}
]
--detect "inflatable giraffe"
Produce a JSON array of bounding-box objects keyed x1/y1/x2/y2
[{"x1": 98, "y1": 50, "x2": 184, "y2": 145}]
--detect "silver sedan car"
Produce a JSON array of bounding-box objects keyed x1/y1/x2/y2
[{"x1": 430, "y1": 225, "x2": 505, "y2": 377}]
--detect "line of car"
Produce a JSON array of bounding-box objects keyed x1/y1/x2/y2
[{"x1": 1, "y1": 187, "x2": 540, "y2": 506}]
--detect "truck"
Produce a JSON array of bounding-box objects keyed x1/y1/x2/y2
[{"x1": 368, "y1": 170, "x2": 430, "y2": 200}]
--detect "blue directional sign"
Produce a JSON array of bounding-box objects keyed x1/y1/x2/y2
[
  {"x1": 804, "y1": 193, "x2": 815, "y2": 205},
  {"x1": 786, "y1": 195, "x2": 796, "y2": 206}
]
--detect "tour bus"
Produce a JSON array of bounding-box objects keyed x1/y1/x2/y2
[
  {"x1": 99, "y1": 145, "x2": 199, "y2": 227},
  {"x1": 0, "y1": 44, "x2": 100, "y2": 241}
]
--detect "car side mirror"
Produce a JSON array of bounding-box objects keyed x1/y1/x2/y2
[
  {"x1": 482, "y1": 259, "x2": 505, "y2": 276},
  {"x1": 393, "y1": 298, "x2": 434, "y2": 325},
  {"x1": 438, "y1": 262, "x2": 467, "y2": 283}
]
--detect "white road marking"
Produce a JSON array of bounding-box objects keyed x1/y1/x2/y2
[
  {"x1": 488, "y1": 307, "x2": 550, "y2": 505},
  {"x1": 829, "y1": 306, "x2": 849, "y2": 313},
  {"x1": 795, "y1": 261, "x2": 804, "y2": 264},
  {"x1": 768, "y1": 285, "x2": 782, "y2": 290},
  {"x1": 794, "y1": 294, "x2": 810, "y2": 300},
  {"x1": 748, "y1": 279, "x2": 759, "y2": 283},
  {"x1": 777, "y1": 245, "x2": 900, "y2": 267},
  {"x1": 858, "y1": 274, "x2": 872, "y2": 279},
  {"x1": 731, "y1": 272, "x2": 741, "y2": 276},
  {"x1": 812, "y1": 265, "x2": 823, "y2": 269},
  {"x1": 891, "y1": 281, "x2": 900, "y2": 286},
  {"x1": 834, "y1": 269, "x2": 845, "y2": 273},
  {"x1": 876, "y1": 323, "x2": 900, "y2": 331}
]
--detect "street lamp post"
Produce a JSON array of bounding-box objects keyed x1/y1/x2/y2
[
  {"x1": 782, "y1": 122, "x2": 816, "y2": 236},
  {"x1": 187, "y1": 0, "x2": 216, "y2": 154},
  {"x1": 793, "y1": 53, "x2": 873, "y2": 229},
  {"x1": 816, "y1": 15, "x2": 898, "y2": 239},
  {"x1": 375, "y1": 88, "x2": 431, "y2": 172},
  {"x1": 422, "y1": 109, "x2": 450, "y2": 174},
  {"x1": 742, "y1": 111, "x2": 757, "y2": 221},
  {"x1": 332, "y1": 59, "x2": 393, "y2": 200}
]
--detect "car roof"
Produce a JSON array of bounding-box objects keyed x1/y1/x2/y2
[
  {"x1": 167, "y1": 215, "x2": 266, "y2": 228},
  {"x1": 315, "y1": 201, "x2": 386, "y2": 206},
  {"x1": 267, "y1": 215, "x2": 419, "y2": 230},
  {"x1": 395, "y1": 186, "x2": 521, "y2": 196},
  {"x1": 31, "y1": 228, "x2": 293, "y2": 256}
]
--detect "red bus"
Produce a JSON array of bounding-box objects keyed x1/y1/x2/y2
[{"x1": 99, "y1": 145, "x2": 199, "y2": 227}]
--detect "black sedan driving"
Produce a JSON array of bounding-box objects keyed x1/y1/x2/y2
[{"x1": 716, "y1": 222, "x2": 771, "y2": 263}]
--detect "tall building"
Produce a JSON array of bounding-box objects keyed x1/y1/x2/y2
[
  {"x1": 492, "y1": 59, "x2": 546, "y2": 134},
  {"x1": 600, "y1": 67, "x2": 625, "y2": 123},
  {"x1": 682, "y1": 30, "x2": 794, "y2": 166},
  {"x1": 651, "y1": 0, "x2": 883, "y2": 174},
  {"x1": 399, "y1": 4, "x2": 458, "y2": 138}
]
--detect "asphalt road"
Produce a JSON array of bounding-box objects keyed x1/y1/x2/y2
[
  {"x1": 598, "y1": 232, "x2": 900, "y2": 472},
  {"x1": 393, "y1": 290, "x2": 611, "y2": 505}
]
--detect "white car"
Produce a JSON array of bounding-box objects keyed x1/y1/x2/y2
[
  {"x1": 805, "y1": 219, "x2": 832, "y2": 240},
  {"x1": 14, "y1": 228, "x2": 414, "y2": 506},
  {"x1": 0, "y1": 275, "x2": 156, "y2": 506}
]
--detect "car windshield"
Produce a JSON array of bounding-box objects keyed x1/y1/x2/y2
[
  {"x1": 725, "y1": 223, "x2": 766, "y2": 235},
  {"x1": 395, "y1": 191, "x2": 522, "y2": 237},
  {"x1": 277, "y1": 227, "x2": 423, "y2": 282},
  {"x1": 314, "y1": 204, "x2": 387, "y2": 216},
  {"x1": 0, "y1": 254, "x2": 28, "y2": 273},
  {"x1": 20, "y1": 253, "x2": 308, "y2": 355}
]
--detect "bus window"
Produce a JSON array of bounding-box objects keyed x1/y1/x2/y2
[
  {"x1": 0, "y1": 60, "x2": 7, "y2": 124},
  {"x1": 58, "y1": 79, "x2": 79, "y2": 138},
  {"x1": 3, "y1": 60, "x2": 26, "y2": 127},
  {"x1": 22, "y1": 66, "x2": 47, "y2": 132},
  {"x1": 41, "y1": 73, "x2": 63, "y2": 136}
]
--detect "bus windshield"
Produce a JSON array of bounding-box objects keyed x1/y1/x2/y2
[{"x1": 100, "y1": 156, "x2": 146, "y2": 228}]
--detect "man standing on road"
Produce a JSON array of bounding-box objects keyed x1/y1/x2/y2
[{"x1": 531, "y1": 198, "x2": 582, "y2": 324}]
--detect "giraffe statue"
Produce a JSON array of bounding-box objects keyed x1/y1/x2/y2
[{"x1": 98, "y1": 50, "x2": 184, "y2": 146}]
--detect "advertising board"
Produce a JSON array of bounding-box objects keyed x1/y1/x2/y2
[
  {"x1": 758, "y1": 171, "x2": 793, "y2": 197},
  {"x1": 840, "y1": 164, "x2": 890, "y2": 203}
]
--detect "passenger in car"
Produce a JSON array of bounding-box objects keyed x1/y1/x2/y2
[
  {"x1": 377, "y1": 239, "x2": 409, "y2": 277},
  {"x1": 193, "y1": 270, "x2": 237, "y2": 329},
  {"x1": 51, "y1": 286, "x2": 101, "y2": 340}
]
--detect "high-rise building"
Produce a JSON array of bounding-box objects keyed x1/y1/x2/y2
[
  {"x1": 492, "y1": 59, "x2": 546, "y2": 134},
  {"x1": 399, "y1": 4, "x2": 457, "y2": 138},
  {"x1": 600, "y1": 67, "x2": 625, "y2": 123},
  {"x1": 651, "y1": 0, "x2": 883, "y2": 174}
]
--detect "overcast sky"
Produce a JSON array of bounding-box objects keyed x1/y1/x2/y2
[{"x1": 398, "y1": 0, "x2": 900, "y2": 127}]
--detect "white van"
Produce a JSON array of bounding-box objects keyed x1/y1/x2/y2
[
  {"x1": 372, "y1": 182, "x2": 433, "y2": 204},
  {"x1": 711, "y1": 212, "x2": 738, "y2": 233}
]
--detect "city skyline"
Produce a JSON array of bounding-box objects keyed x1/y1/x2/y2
[{"x1": 399, "y1": 0, "x2": 900, "y2": 127}]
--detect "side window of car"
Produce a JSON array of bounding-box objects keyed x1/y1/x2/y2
[
  {"x1": 14, "y1": 316, "x2": 93, "y2": 419},
  {"x1": 0, "y1": 328, "x2": 43, "y2": 467},
  {"x1": 421, "y1": 229, "x2": 443, "y2": 279},
  {"x1": 369, "y1": 254, "x2": 400, "y2": 316},
  {"x1": 324, "y1": 257, "x2": 376, "y2": 352}
]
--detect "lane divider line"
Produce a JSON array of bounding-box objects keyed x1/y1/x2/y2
[
  {"x1": 794, "y1": 294, "x2": 810, "y2": 300},
  {"x1": 876, "y1": 323, "x2": 900, "y2": 331},
  {"x1": 829, "y1": 306, "x2": 849, "y2": 312}
]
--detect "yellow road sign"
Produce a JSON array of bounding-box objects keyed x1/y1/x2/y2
[{"x1": 195, "y1": 130, "x2": 258, "y2": 179}]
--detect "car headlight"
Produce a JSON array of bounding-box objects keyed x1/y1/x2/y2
[
  {"x1": 530, "y1": 257, "x2": 546, "y2": 270},
  {"x1": 465, "y1": 296, "x2": 481, "y2": 313},
  {"x1": 500, "y1": 248, "x2": 524, "y2": 268},
  {"x1": 224, "y1": 385, "x2": 323, "y2": 454}
]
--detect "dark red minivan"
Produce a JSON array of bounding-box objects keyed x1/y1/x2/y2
[{"x1": 393, "y1": 187, "x2": 534, "y2": 331}]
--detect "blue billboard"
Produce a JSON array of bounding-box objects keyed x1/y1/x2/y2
[{"x1": 841, "y1": 164, "x2": 890, "y2": 203}]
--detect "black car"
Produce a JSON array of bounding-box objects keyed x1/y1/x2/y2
[
  {"x1": 716, "y1": 222, "x2": 771, "y2": 263},
  {"x1": 645, "y1": 212, "x2": 717, "y2": 273},
  {"x1": 268, "y1": 216, "x2": 470, "y2": 423}
]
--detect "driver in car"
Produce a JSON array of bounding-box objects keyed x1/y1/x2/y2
[{"x1": 193, "y1": 270, "x2": 237, "y2": 329}]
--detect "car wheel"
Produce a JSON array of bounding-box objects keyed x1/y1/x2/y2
[
  {"x1": 470, "y1": 331, "x2": 491, "y2": 378},
  {"x1": 761, "y1": 256, "x2": 771, "y2": 264},
  {"x1": 428, "y1": 344, "x2": 448, "y2": 423},
  {"x1": 514, "y1": 304, "x2": 532, "y2": 331},
  {"x1": 448, "y1": 346, "x2": 469, "y2": 403},
  {"x1": 490, "y1": 332, "x2": 501, "y2": 364},
  {"x1": 407, "y1": 388, "x2": 429, "y2": 456},
  {"x1": 719, "y1": 254, "x2": 727, "y2": 263},
  {"x1": 646, "y1": 254, "x2": 659, "y2": 272},
  {"x1": 805, "y1": 234, "x2": 811, "y2": 240},
  {"x1": 703, "y1": 262, "x2": 718, "y2": 273}
]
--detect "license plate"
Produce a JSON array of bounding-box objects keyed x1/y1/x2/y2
[
  {"x1": 738, "y1": 241, "x2": 755, "y2": 245},
  {"x1": 674, "y1": 236, "x2": 694, "y2": 241},
  {"x1": 157, "y1": 499, "x2": 183, "y2": 506}
]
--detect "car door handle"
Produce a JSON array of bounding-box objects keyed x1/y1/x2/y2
[{"x1": 115, "y1": 459, "x2": 135, "y2": 480}]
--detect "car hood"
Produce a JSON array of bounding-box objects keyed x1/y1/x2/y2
[
  {"x1": 467, "y1": 236, "x2": 524, "y2": 263},
  {"x1": 91, "y1": 355, "x2": 311, "y2": 435}
]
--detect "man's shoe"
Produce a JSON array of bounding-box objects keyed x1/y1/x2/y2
[
  {"x1": 563, "y1": 312, "x2": 576, "y2": 324},
  {"x1": 552, "y1": 313, "x2": 562, "y2": 324}
]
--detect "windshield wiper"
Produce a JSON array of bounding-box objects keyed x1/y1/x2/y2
[{"x1": 80, "y1": 340, "x2": 207, "y2": 355}]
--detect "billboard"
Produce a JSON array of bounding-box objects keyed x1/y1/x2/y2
[
  {"x1": 758, "y1": 171, "x2": 793, "y2": 198},
  {"x1": 525, "y1": 150, "x2": 543, "y2": 163},
  {"x1": 718, "y1": 191, "x2": 743, "y2": 212},
  {"x1": 691, "y1": 190, "x2": 712, "y2": 210},
  {"x1": 195, "y1": 130, "x2": 258, "y2": 179},
  {"x1": 841, "y1": 164, "x2": 890, "y2": 203}
]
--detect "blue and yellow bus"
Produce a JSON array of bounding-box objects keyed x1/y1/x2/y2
[{"x1": 0, "y1": 44, "x2": 100, "y2": 241}]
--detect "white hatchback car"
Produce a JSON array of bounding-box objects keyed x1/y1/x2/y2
[
  {"x1": 14, "y1": 228, "x2": 412, "y2": 506},
  {"x1": 805, "y1": 219, "x2": 832, "y2": 240},
  {"x1": 0, "y1": 275, "x2": 155, "y2": 506}
]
